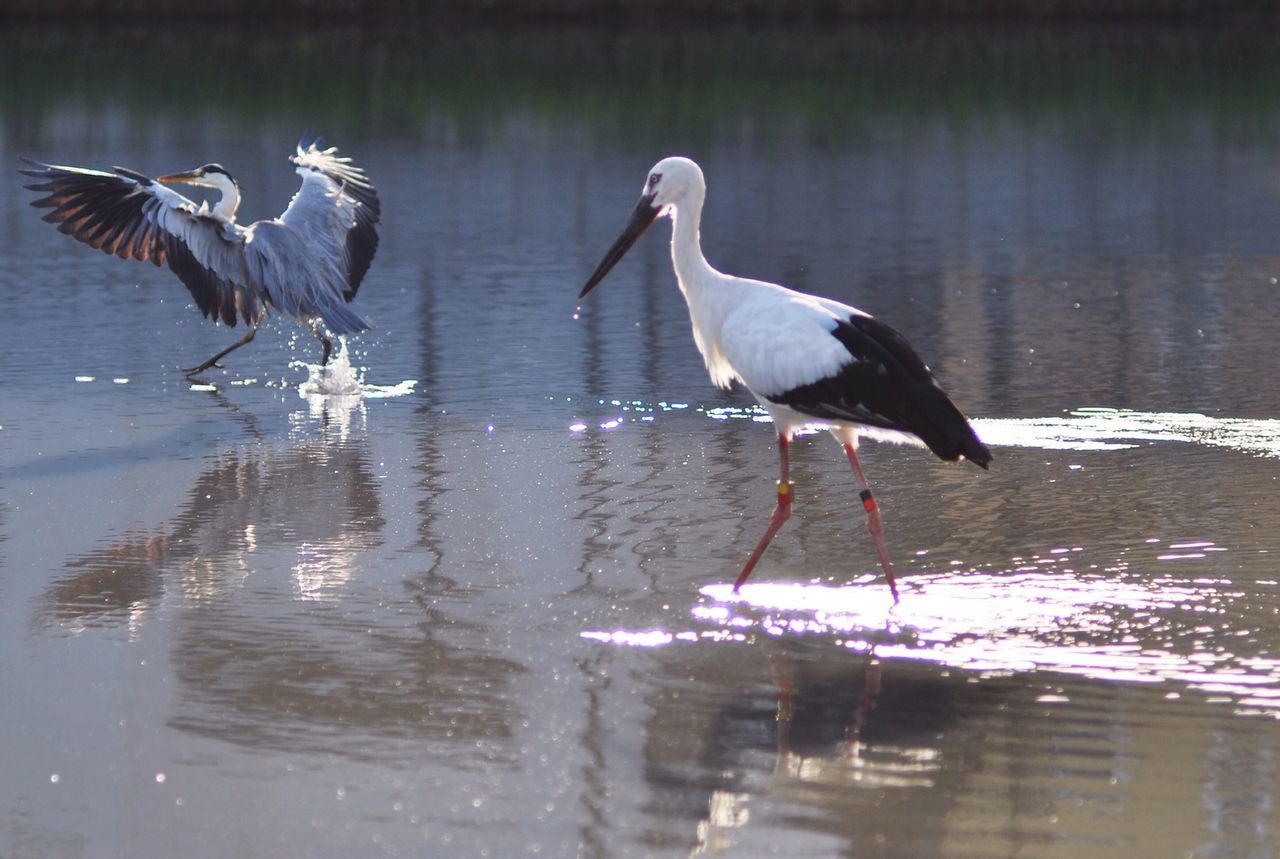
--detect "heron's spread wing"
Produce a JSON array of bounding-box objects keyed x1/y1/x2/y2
[
  {"x1": 20, "y1": 160, "x2": 262, "y2": 326},
  {"x1": 281, "y1": 135, "x2": 381, "y2": 302},
  {"x1": 241, "y1": 221, "x2": 370, "y2": 335}
]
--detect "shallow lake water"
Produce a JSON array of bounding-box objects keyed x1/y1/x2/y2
[{"x1": 2, "y1": 23, "x2": 1280, "y2": 858}]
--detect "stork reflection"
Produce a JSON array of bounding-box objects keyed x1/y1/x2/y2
[
  {"x1": 634, "y1": 639, "x2": 981, "y2": 857},
  {"x1": 771, "y1": 653, "x2": 883, "y2": 776}
]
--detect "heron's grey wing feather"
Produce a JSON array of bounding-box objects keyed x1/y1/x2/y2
[
  {"x1": 243, "y1": 221, "x2": 369, "y2": 335},
  {"x1": 282, "y1": 140, "x2": 381, "y2": 301},
  {"x1": 21, "y1": 161, "x2": 263, "y2": 326},
  {"x1": 22, "y1": 162, "x2": 171, "y2": 264}
]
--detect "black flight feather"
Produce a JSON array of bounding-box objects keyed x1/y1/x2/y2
[{"x1": 766, "y1": 314, "x2": 992, "y2": 468}]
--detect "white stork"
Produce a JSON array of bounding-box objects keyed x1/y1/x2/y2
[{"x1": 578, "y1": 157, "x2": 991, "y2": 602}]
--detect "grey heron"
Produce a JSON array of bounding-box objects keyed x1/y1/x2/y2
[
  {"x1": 579, "y1": 157, "x2": 991, "y2": 602},
  {"x1": 20, "y1": 132, "x2": 380, "y2": 376}
]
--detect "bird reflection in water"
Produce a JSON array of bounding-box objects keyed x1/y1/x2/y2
[
  {"x1": 50, "y1": 533, "x2": 169, "y2": 635},
  {"x1": 772, "y1": 654, "x2": 883, "y2": 776},
  {"x1": 686, "y1": 647, "x2": 957, "y2": 855},
  {"x1": 683, "y1": 646, "x2": 966, "y2": 857},
  {"x1": 41, "y1": 392, "x2": 527, "y2": 763},
  {"x1": 42, "y1": 393, "x2": 381, "y2": 632}
]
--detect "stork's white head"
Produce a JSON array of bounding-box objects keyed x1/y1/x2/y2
[
  {"x1": 643, "y1": 156, "x2": 705, "y2": 215},
  {"x1": 578, "y1": 156, "x2": 705, "y2": 298}
]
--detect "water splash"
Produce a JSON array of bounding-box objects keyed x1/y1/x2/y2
[
  {"x1": 294, "y1": 338, "x2": 417, "y2": 400},
  {"x1": 364, "y1": 379, "x2": 417, "y2": 398},
  {"x1": 297, "y1": 340, "x2": 364, "y2": 398}
]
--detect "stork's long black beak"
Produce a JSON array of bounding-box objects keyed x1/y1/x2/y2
[{"x1": 578, "y1": 192, "x2": 660, "y2": 299}]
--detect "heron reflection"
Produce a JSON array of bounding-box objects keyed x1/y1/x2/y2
[
  {"x1": 43, "y1": 399, "x2": 525, "y2": 763},
  {"x1": 45, "y1": 423, "x2": 383, "y2": 631}
]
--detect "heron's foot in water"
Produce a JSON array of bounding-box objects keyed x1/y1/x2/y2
[
  {"x1": 182, "y1": 359, "x2": 224, "y2": 376},
  {"x1": 182, "y1": 319, "x2": 261, "y2": 377},
  {"x1": 307, "y1": 320, "x2": 334, "y2": 365}
]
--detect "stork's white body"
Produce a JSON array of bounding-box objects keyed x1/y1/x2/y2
[
  {"x1": 578, "y1": 156, "x2": 990, "y2": 600},
  {"x1": 663, "y1": 180, "x2": 921, "y2": 448}
]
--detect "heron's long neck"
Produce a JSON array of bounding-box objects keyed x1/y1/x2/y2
[{"x1": 207, "y1": 174, "x2": 241, "y2": 222}]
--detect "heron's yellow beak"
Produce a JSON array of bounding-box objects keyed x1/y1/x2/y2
[{"x1": 156, "y1": 170, "x2": 201, "y2": 185}]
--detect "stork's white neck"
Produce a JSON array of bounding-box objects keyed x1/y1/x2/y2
[
  {"x1": 667, "y1": 191, "x2": 740, "y2": 389},
  {"x1": 669, "y1": 193, "x2": 715, "y2": 293},
  {"x1": 204, "y1": 172, "x2": 241, "y2": 222}
]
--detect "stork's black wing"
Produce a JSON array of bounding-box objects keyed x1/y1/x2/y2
[{"x1": 767, "y1": 314, "x2": 992, "y2": 467}]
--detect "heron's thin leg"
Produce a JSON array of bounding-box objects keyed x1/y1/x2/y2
[
  {"x1": 308, "y1": 320, "x2": 333, "y2": 365},
  {"x1": 182, "y1": 318, "x2": 261, "y2": 376},
  {"x1": 733, "y1": 433, "x2": 792, "y2": 592},
  {"x1": 842, "y1": 443, "x2": 900, "y2": 603}
]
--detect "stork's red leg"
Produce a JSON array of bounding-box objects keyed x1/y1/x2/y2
[
  {"x1": 843, "y1": 443, "x2": 900, "y2": 603},
  {"x1": 733, "y1": 434, "x2": 792, "y2": 592}
]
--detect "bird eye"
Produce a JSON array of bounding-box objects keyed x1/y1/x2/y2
[{"x1": 648, "y1": 173, "x2": 661, "y2": 189}]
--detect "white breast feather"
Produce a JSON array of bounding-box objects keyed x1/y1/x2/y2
[{"x1": 689, "y1": 315, "x2": 739, "y2": 389}]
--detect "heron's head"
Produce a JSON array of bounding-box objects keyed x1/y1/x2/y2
[
  {"x1": 157, "y1": 163, "x2": 237, "y2": 191},
  {"x1": 157, "y1": 164, "x2": 240, "y2": 220},
  {"x1": 578, "y1": 156, "x2": 706, "y2": 299}
]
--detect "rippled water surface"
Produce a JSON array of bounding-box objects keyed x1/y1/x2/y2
[{"x1": 3, "y1": 23, "x2": 1280, "y2": 859}]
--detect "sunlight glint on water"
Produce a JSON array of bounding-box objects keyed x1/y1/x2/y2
[
  {"x1": 585, "y1": 565, "x2": 1280, "y2": 717},
  {"x1": 570, "y1": 400, "x2": 1280, "y2": 458}
]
